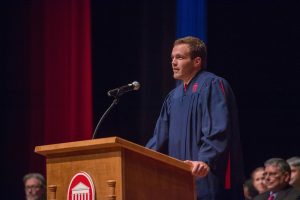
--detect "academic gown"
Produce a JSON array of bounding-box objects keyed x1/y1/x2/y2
[{"x1": 146, "y1": 70, "x2": 244, "y2": 200}]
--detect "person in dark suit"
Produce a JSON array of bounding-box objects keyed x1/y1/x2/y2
[{"x1": 253, "y1": 158, "x2": 300, "y2": 200}]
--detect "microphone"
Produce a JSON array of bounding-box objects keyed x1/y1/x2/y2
[{"x1": 107, "y1": 81, "x2": 140, "y2": 97}]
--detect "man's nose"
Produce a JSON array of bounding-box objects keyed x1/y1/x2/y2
[
  {"x1": 27, "y1": 188, "x2": 34, "y2": 194},
  {"x1": 172, "y1": 58, "x2": 177, "y2": 65},
  {"x1": 265, "y1": 174, "x2": 271, "y2": 180}
]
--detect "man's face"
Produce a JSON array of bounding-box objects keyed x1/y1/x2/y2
[
  {"x1": 25, "y1": 178, "x2": 44, "y2": 200},
  {"x1": 171, "y1": 44, "x2": 201, "y2": 83},
  {"x1": 289, "y1": 166, "x2": 300, "y2": 186},
  {"x1": 264, "y1": 165, "x2": 290, "y2": 192}
]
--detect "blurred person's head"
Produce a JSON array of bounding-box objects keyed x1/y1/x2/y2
[
  {"x1": 287, "y1": 156, "x2": 300, "y2": 189},
  {"x1": 23, "y1": 173, "x2": 46, "y2": 200},
  {"x1": 251, "y1": 167, "x2": 267, "y2": 194},
  {"x1": 264, "y1": 158, "x2": 291, "y2": 193},
  {"x1": 243, "y1": 179, "x2": 259, "y2": 199}
]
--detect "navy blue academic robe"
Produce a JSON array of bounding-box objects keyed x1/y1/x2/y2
[{"x1": 146, "y1": 70, "x2": 244, "y2": 200}]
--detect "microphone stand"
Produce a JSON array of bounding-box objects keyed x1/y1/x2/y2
[{"x1": 92, "y1": 97, "x2": 119, "y2": 139}]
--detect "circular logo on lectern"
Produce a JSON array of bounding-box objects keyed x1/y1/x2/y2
[{"x1": 67, "y1": 171, "x2": 95, "y2": 200}]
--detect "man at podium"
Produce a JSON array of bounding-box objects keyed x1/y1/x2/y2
[{"x1": 146, "y1": 36, "x2": 244, "y2": 200}]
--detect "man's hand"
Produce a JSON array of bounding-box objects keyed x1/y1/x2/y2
[{"x1": 184, "y1": 160, "x2": 210, "y2": 177}]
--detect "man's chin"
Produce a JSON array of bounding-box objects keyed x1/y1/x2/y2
[
  {"x1": 27, "y1": 196, "x2": 39, "y2": 200},
  {"x1": 266, "y1": 185, "x2": 274, "y2": 190},
  {"x1": 173, "y1": 74, "x2": 180, "y2": 80}
]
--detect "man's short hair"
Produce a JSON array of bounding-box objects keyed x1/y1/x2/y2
[
  {"x1": 287, "y1": 156, "x2": 300, "y2": 168},
  {"x1": 23, "y1": 173, "x2": 45, "y2": 188},
  {"x1": 264, "y1": 158, "x2": 291, "y2": 174},
  {"x1": 174, "y1": 36, "x2": 207, "y2": 69}
]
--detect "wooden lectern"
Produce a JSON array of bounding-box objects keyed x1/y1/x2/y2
[{"x1": 35, "y1": 137, "x2": 196, "y2": 200}]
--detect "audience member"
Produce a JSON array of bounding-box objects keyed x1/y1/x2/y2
[
  {"x1": 23, "y1": 173, "x2": 46, "y2": 200},
  {"x1": 253, "y1": 158, "x2": 300, "y2": 200},
  {"x1": 251, "y1": 167, "x2": 268, "y2": 194},
  {"x1": 244, "y1": 179, "x2": 259, "y2": 200},
  {"x1": 287, "y1": 156, "x2": 300, "y2": 191}
]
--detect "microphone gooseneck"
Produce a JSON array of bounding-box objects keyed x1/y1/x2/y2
[
  {"x1": 92, "y1": 81, "x2": 141, "y2": 139},
  {"x1": 92, "y1": 98, "x2": 119, "y2": 139}
]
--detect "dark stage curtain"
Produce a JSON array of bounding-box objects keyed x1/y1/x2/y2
[
  {"x1": 2, "y1": 0, "x2": 92, "y2": 198},
  {"x1": 30, "y1": 0, "x2": 92, "y2": 145},
  {"x1": 91, "y1": 0, "x2": 176, "y2": 144},
  {"x1": 176, "y1": 0, "x2": 207, "y2": 41},
  {"x1": 29, "y1": 0, "x2": 93, "y2": 169}
]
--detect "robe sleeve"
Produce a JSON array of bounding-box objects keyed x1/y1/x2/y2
[
  {"x1": 145, "y1": 94, "x2": 171, "y2": 151},
  {"x1": 199, "y1": 77, "x2": 232, "y2": 169}
]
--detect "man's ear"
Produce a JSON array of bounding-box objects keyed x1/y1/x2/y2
[
  {"x1": 194, "y1": 57, "x2": 202, "y2": 69},
  {"x1": 283, "y1": 171, "x2": 290, "y2": 183}
]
